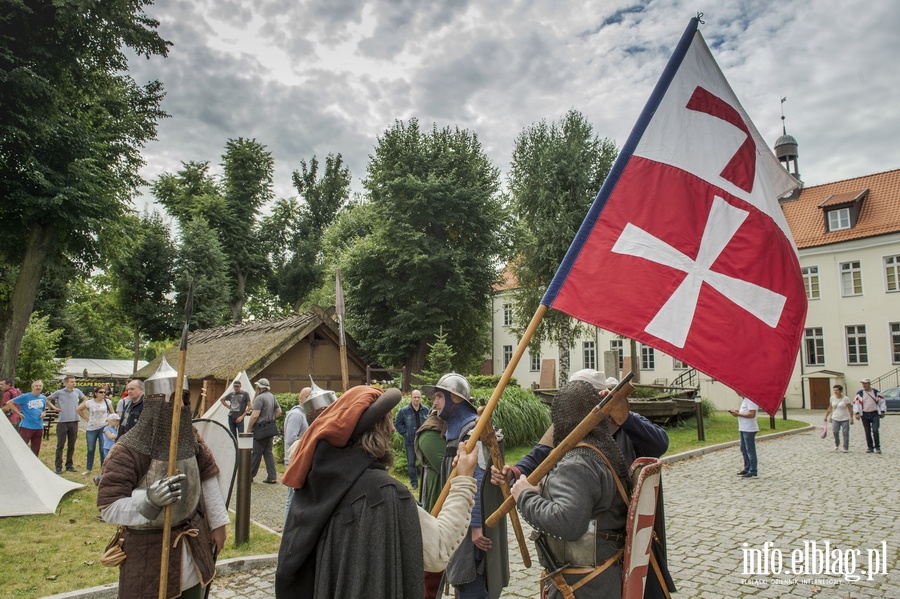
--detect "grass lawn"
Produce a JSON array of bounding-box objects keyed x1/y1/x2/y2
[
  {"x1": 663, "y1": 411, "x2": 808, "y2": 455},
  {"x1": 0, "y1": 449, "x2": 282, "y2": 599}
]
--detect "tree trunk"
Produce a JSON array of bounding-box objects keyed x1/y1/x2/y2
[
  {"x1": 629, "y1": 338, "x2": 639, "y2": 383},
  {"x1": 0, "y1": 223, "x2": 55, "y2": 381},
  {"x1": 230, "y1": 271, "x2": 247, "y2": 323},
  {"x1": 132, "y1": 329, "x2": 141, "y2": 375},
  {"x1": 558, "y1": 317, "x2": 571, "y2": 388},
  {"x1": 405, "y1": 341, "x2": 430, "y2": 387}
]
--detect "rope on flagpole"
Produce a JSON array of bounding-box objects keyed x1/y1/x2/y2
[{"x1": 430, "y1": 303, "x2": 548, "y2": 517}]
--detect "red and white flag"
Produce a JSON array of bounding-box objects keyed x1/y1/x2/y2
[{"x1": 542, "y1": 18, "x2": 805, "y2": 414}]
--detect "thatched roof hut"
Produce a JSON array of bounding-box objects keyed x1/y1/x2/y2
[{"x1": 135, "y1": 306, "x2": 368, "y2": 412}]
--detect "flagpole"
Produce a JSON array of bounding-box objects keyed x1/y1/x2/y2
[
  {"x1": 430, "y1": 303, "x2": 548, "y2": 516},
  {"x1": 159, "y1": 282, "x2": 193, "y2": 599}
]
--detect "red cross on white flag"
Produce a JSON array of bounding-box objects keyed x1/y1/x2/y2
[{"x1": 542, "y1": 18, "x2": 805, "y2": 414}]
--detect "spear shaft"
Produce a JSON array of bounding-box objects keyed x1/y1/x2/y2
[{"x1": 158, "y1": 282, "x2": 193, "y2": 599}]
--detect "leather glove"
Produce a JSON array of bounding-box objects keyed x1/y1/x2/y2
[{"x1": 133, "y1": 473, "x2": 187, "y2": 520}]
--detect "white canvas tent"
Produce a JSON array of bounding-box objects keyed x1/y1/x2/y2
[
  {"x1": 58, "y1": 358, "x2": 148, "y2": 380},
  {"x1": 0, "y1": 417, "x2": 82, "y2": 517},
  {"x1": 201, "y1": 371, "x2": 255, "y2": 431}
]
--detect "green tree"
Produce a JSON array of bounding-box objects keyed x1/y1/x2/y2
[
  {"x1": 154, "y1": 139, "x2": 275, "y2": 322},
  {"x1": 344, "y1": 119, "x2": 511, "y2": 375},
  {"x1": 16, "y1": 313, "x2": 66, "y2": 385},
  {"x1": 507, "y1": 110, "x2": 617, "y2": 385},
  {"x1": 0, "y1": 0, "x2": 169, "y2": 380},
  {"x1": 57, "y1": 273, "x2": 133, "y2": 359},
  {"x1": 418, "y1": 327, "x2": 457, "y2": 384},
  {"x1": 175, "y1": 218, "x2": 230, "y2": 329},
  {"x1": 109, "y1": 212, "x2": 177, "y2": 372},
  {"x1": 262, "y1": 154, "x2": 352, "y2": 311}
]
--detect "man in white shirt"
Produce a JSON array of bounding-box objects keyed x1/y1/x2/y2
[{"x1": 729, "y1": 396, "x2": 759, "y2": 478}]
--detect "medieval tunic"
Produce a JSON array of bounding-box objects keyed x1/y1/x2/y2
[
  {"x1": 517, "y1": 449, "x2": 628, "y2": 599},
  {"x1": 441, "y1": 420, "x2": 510, "y2": 599},
  {"x1": 276, "y1": 441, "x2": 477, "y2": 599},
  {"x1": 97, "y1": 433, "x2": 225, "y2": 599}
]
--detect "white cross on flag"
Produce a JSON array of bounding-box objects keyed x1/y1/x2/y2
[{"x1": 542, "y1": 18, "x2": 806, "y2": 414}]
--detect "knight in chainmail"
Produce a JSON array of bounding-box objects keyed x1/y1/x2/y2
[
  {"x1": 512, "y1": 380, "x2": 630, "y2": 599},
  {"x1": 97, "y1": 372, "x2": 229, "y2": 599}
]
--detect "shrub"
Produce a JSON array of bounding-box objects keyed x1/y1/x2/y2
[
  {"x1": 468, "y1": 374, "x2": 519, "y2": 389},
  {"x1": 471, "y1": 386, "x2": 550, "y2": 447}
]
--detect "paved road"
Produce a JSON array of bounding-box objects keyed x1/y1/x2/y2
[{"x1": 210, "y1": 411, "x2": 899, "y2": 598}]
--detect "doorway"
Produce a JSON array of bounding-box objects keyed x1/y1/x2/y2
[{"x1": 809, "y1": 378, "x2": 831, "y2": 410}]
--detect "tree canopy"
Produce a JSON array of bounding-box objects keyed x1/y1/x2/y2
[
  {"x1": 507, "y1": 109, "x2": 617, "y2": 384},
  {"x1": 0, "y1": 0, "x2": 169, "y2": 379},
  {"x1": 153, "y1": 138, "x2": 274, "y2": 322},
  {"x1": 343, "y1": 119, "x2": 512, "y2": 375}
]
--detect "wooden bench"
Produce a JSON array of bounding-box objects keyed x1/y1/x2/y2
[{"x1": 43, "y1": 410, "x2": 58, "y2": 440}]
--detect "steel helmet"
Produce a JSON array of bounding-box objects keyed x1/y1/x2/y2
[
  {"x1": 303, "y1": 378, "x2": 338, "y2": 416},
  {"x1": 435, "y1": 372, "x2": 474, "y2": 408}
]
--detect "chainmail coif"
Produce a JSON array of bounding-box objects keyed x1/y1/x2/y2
[
  {"x1": 118, "y1": 396, "x2": 197, "y2": 461},
  {"x1": 552, "y1": 380, "x2": 628, "y2": 478}
]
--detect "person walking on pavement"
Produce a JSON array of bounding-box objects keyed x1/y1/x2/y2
[
  {"x1": 220, "y1": 380, "x2": 252, "y2": 437},
  {"x1": 854, "y1": 378, "x2": 886, "y2": 454},
  {"x1": 247, "y1": 378, "x2": 281, "y2": 484},
  {"x1": 47, "y1": 375, "x2": 85, "y2": 473},
  {"x1": 823, "y1": 384, "x2": 853, "y2": 452},
  {"x1": 395, "y1": 389, "x2": 427, "y2": 490},
  {"x1": 730, "y1": 395, "x2": 759, "y2": 478}
]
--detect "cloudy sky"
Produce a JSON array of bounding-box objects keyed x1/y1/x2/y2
[{"x1": 128, "y1": 0, "x2": 900, "y2": 210}]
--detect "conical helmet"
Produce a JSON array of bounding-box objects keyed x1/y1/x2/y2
[
  {"x1": 144, "y1": 355, "x2": 188, "y2": 402},
  {"x1": 302, "y1": 377, "x2": 338, "y2": 415}
]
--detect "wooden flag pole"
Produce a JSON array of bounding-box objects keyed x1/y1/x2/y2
[
  {"x1": 430, "y1": 304, "x2": 548, "y2": 517},
  {"x1": 159, "y1": 283, "x2": 193, "y2": 599}
]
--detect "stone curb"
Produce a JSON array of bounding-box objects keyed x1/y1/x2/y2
[
  {"x1": 660, "y1": 423, "x2": 814, "y2": 464},
  {"x1": 40, "y1": 554, "x2": 279, "y2": 599}
]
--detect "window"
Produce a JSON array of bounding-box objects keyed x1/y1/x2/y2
[
  {"x1": 583, "y1": 341, "x2": 596, "y2": 370},
  {"x1": 840, "y1": 261, "x2": 862, "y2": 296},
  {"x1": 827, "y1": 208, "x2": 851, "y2": 231},
  {"x1": 530, "y1": 352, "x2": 541, "y2": 372},
  {"x1": 891, "y1": 323, "x2": 900, "y2": 364},
  {"x1": 846, "y1": 326, "x2": 868, "y2": 365},
  {"x1": 641, "y1": 345, "x2": 655, "y2": 370},
  {"x1": 804, "y1": 327, "x2": 825, "y2": 366},
  {"x1": 885, "y1": 255, "x2": 900, "y2": 292},
  {"x1": 502, "y1": 303, "x2": 513, "y2": 326},
  {"x1": 802, "y1": 266, "x2": 820, "y2": 300},
  {"x1": 610, "y1": 340, "x2": 624, "y2": 370},
  {"x1": 502, "y1": 345, "x2": 513, "y2": 368},
  {"x1": 673, "y1": 358, "x2": 688, "y2": 370}
]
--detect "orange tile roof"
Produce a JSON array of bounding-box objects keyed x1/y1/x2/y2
[
  {"x1": 494, "y1": 263, "x2": 518, "y2": 291},
  {"x1": 781, "y1": 168, "x2": 900, "y2": 249}
]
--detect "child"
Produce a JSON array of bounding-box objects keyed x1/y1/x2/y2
[{"x1": 96, "y1": 413, "x2": 120, "y2": 485}]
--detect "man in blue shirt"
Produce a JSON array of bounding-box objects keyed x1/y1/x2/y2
[{"x1": 14, "y1": 380, "x2": 49, "y2": 456}]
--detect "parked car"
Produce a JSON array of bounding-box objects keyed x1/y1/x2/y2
[{"x1": 883, "y1": 387, "x2": 900, "y2": 412}]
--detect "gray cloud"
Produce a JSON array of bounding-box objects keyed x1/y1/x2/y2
[{"x1": 128, "y1": 0, "x2": 900, "y2": 217}]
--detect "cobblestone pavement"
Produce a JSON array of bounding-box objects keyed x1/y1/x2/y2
[{"x1": 210, "y1": 412, "x2": 899, "y2": 598}]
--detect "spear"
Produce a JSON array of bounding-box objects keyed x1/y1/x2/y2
[
  {"x1": 430, "y1": 304, "x2": 547, "y2": 516},
  {"x1": 159, "y1": 281, "x2": 194, "y2": 599}
]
